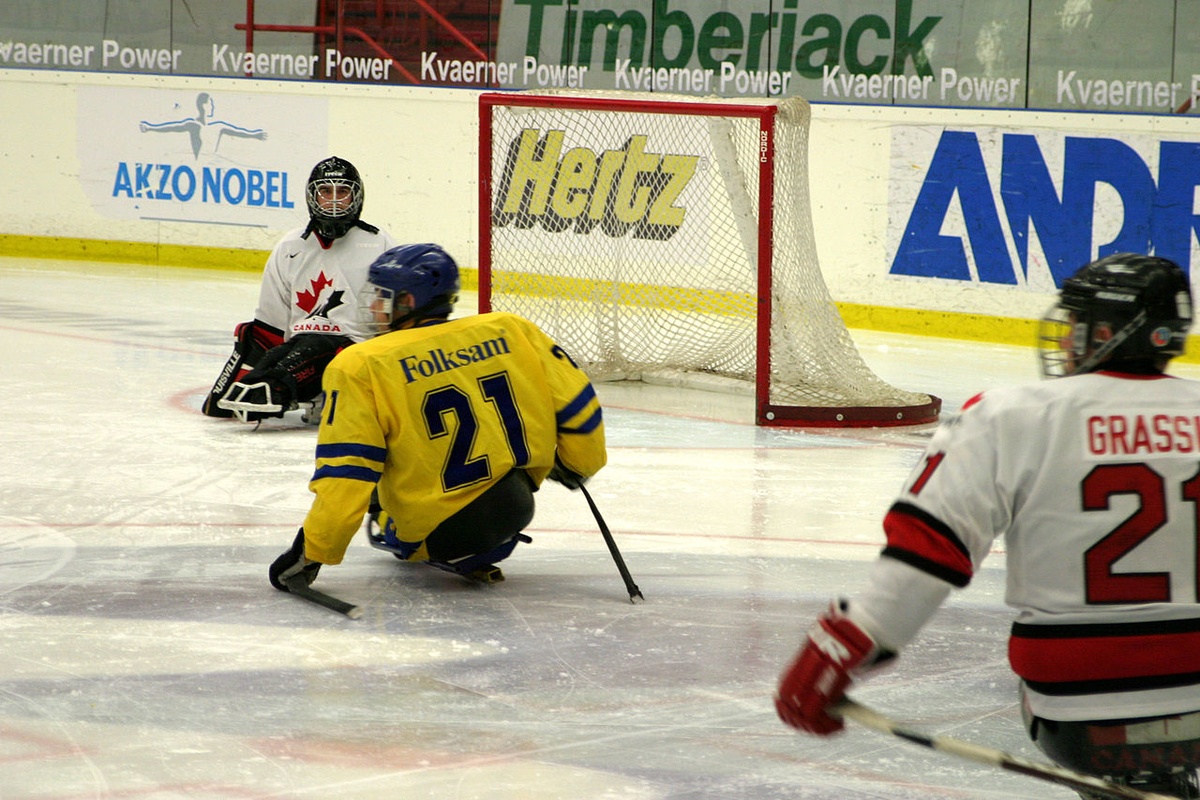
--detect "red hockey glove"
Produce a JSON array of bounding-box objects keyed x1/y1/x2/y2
[{"x1": 775, "y1": 604, "x2": 880, "y2": 735}]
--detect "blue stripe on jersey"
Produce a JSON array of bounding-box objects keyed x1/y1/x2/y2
[
  {"x1": 556, "y1": 384, "x2": 598, "y2": 427},
  {"x1": 315, "y1": 443, "x2": 387, "y2": 463},
  {"x1": 559, "y1": 407, "x2": 602, "y2": 434},
  {"x1": 312, "y1": 464, "x2": 382, "y2": 483}
]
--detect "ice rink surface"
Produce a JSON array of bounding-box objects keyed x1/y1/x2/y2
[{"x1": 3, "y1": 256, "x2": 1172, "y2": 799}]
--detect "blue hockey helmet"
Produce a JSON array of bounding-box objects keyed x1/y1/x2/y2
[{"x1": 365, "y1": 243, "x2": 461, "y2": 332}]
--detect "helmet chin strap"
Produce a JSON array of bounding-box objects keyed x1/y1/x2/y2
[
  {"x1": 1076, "y1": 309, "x2": 1147, "y2": 373},
  {"x1": 300, "y1": 218, "x2": 380, "y2": 242}
]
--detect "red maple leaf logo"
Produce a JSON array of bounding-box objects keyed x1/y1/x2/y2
[{"x1": 297, "y1": 272, "x2": 334, "y2": 313}]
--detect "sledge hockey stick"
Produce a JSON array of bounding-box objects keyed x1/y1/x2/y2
[
  {"x1": 284, "y1": 575, "x2": 363, "y2": 619},
  {"x1": 579, "y1": 484, "x2": 644, "y2": 604},
  {"x1": 833, "y1": 698, "x2": 1176, "y2": 800}
]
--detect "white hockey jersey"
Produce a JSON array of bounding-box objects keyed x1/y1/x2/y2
[
  {"x1": 253, "y1": 224, "x2": 398, "y2": 343},
  {"x1": 854, "y1": 370, "x2": 1200, "y2": 722}
]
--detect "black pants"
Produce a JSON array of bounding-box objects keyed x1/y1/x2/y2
[
  {"x1": 424, "y1": 470, "x2": 535, "y2": 562},
  {"x1": 1022, "y1": 687, "x2": 1200, "y2": 781}
]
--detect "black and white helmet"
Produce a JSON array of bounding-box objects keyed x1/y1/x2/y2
[
  {"x1": 1039, "y1": 253, "x2": 1192, "y2": 377},
  {"x1": 304, "y1": 156, "x2": 364, "y2": 241}
]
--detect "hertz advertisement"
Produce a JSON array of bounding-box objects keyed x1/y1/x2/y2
[{"x1": 492, "y1": 129, "x2": 698, "y2": 242}]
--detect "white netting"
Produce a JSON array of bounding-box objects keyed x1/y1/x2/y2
[{"x1": 482, "y1": 91, "x2": 936, "y2": 426}]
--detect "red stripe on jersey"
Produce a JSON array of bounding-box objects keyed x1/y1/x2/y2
[
  {"x1": 882, "y1": 504, "x2": 973, "y2": 586},
  {"x1": 1010, "y1": 628, "x2": 1200, "y2": 683},
  {"x1": 960, "y1": 392, "x2": 985, "y2": 411}
]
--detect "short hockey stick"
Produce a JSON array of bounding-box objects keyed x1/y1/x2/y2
[
  {"x1": 834, "y1": 697, "x2": 1176, "y2": 800},
  {"x1": 285, "y1": 575, "x2": 363, "y2": 619},
  {"x1": 579, "y1": 484, "x2": 644, "y2": 604}
]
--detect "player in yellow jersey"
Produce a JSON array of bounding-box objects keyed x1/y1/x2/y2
[{"x1": 269, "y1": 243, "x2": 607, "y2": 591}]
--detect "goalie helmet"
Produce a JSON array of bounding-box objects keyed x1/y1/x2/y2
[
  {"x1": 304, "y1": 156, "x2": 364, "y2": 241},
  {"x1": 364, "y1": 243, "x2": 461, "y2": 333},
  {"x1": 1039, "y1": 253, "x2": 1192, "y2": 378}
]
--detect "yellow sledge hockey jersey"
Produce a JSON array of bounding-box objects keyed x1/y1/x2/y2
[{"x1": 300, "y1": 311, "x2": 606, "y2": 564}]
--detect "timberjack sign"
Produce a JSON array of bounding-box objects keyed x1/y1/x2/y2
[
  {"x1": 497, "y1": 0, "x2": 943, "y2": 96},
  {"x1": 489, "y1": 0, "x2": 1200, "y2": 111},
  {"x1": 509, "y1": 0, "x2": 939, "y2": 77}
]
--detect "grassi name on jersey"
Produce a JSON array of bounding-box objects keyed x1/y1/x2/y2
[{"x1": 1085, "y1": 411, "x2": 1200, "y2": 458}]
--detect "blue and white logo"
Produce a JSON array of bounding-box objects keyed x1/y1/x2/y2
[
  {"x1": 889, "y1": 127, "x2": 1200, "y2": 288},
  {"x1": 77, "y1": 86, "x2": 329, "y2": 228}
]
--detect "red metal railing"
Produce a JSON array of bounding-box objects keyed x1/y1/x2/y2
[
  {"x1": 238, "y1": 0, "x2": 491, "y2": 84},
  {"x1": 406, "y1": 0, "x2": 488, "y2": 61}
]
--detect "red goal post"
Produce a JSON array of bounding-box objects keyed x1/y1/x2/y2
[{"x1": 478, "y1": 91, "x2": 940, "y2": 427}]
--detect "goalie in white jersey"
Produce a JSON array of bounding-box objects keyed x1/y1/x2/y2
[
  {"x1": 776, "y1": 253, "x2": 1200, "y2": 799},
  {"x1": 202, "y1": 156, "x2": 398, "y2": 422}
]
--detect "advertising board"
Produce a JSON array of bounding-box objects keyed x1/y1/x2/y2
[{"x1": 5, "y1": 2, "x2": 1200, "y2": 113}]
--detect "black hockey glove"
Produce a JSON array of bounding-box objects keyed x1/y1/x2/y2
[
  {"x1": 546, "y1": 456, "x2": 586, "y2": 490},
  {"x1": 269, "y1": 528, "x2": 321, "y2": 591}
]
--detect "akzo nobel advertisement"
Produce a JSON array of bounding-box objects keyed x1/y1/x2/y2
[{"x1": 75, "y1": 86, "x2": 330, "y2": 229}]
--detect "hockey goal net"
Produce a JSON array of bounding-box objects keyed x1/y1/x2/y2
[{"x1": 478, "y1": 91, "x2": 939, "y2": 427}]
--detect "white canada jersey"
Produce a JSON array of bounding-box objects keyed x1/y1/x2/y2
[
  {"x1": 253, "y1": 224, "x2": 398, "y2": 343},
  {"x1": 861, "y1": 370, "x2": 1200, "y2": 721}
]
